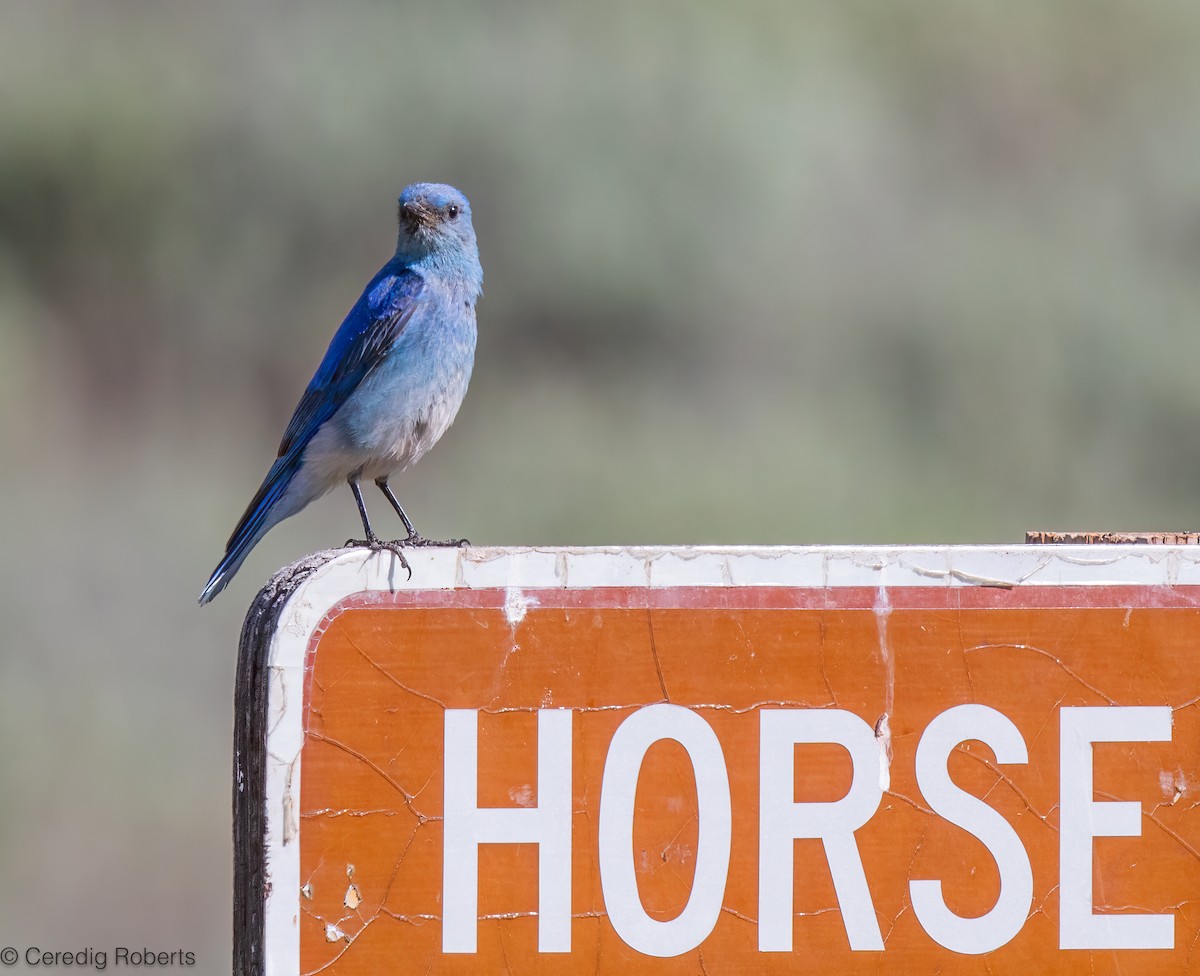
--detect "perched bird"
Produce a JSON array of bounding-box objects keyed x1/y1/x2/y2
[{"x1": 199, "y1": 182, "x2": 482, "y2": 605}]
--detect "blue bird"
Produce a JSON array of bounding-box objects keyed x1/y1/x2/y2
[{"x1": 199, "y1": 182, "x2": 482, "y2": 605}]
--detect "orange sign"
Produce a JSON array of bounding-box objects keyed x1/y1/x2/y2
[{"x1": 236, "y1": 548, "x2": 1200, "y2": 975}]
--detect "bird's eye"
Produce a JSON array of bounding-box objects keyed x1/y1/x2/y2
[{"x1": 447, "y1": 205, "x2": 460, "y2": 219}]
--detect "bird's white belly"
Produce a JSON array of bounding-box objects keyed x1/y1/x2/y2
[
  {"x1": 355, "y1": 385, "x2": 466, "y2": 480},
  {"x1": 299, "y1": 366, "x2": 470, "y2": 489}
]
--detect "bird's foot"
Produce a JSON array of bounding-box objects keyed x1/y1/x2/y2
[{"x1": 342, "y1": 535, "x2": 413, "y2": 579}]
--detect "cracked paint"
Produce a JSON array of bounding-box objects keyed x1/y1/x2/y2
[{"x1": 268, "y1": 548, "x2": 1200, "y2": 975}]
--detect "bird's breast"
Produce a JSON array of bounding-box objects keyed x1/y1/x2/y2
[{"x1": 333, "y1": 308, "x2": 476, "y2": 474}]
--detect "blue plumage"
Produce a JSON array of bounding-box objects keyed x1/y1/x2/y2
[
  {"x1": 277, "y1": 266, "x2": 425, "y2": 459},
  {"x1": 200, "y1": 183, "x2": 482, "y2": 605}
]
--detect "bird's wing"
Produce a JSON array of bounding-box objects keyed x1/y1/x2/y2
[{"x1": 277, "y1": 266, "x2": 426, "y2": 459}]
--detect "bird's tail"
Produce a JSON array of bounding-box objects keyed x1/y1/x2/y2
[{"x1": 199, "y1": 454, "x2": 304, "y2": 605}]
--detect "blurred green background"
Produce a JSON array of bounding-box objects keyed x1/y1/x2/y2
[{"x1": 3, "y1": 0, "x2": 1200, "y2": 963}]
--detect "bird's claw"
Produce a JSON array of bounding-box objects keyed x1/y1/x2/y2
[
  {"x1": 341, "y1": 532, "x2": 467, "y2": 581},
  {"x1": 342, "y1": 536, "x2": 413, "y2": 579}
]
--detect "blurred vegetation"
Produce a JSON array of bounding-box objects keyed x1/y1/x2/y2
[{"x1": 2, "y1": 0, "x2": 1200, "y2": 962}]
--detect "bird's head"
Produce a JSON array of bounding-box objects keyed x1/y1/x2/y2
[{"x1": 395, "y1": 183, "x2": 478, "y2": 267}]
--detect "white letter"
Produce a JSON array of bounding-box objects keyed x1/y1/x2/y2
[
  {"x1": 442, "y1": 709, "x2": 573, "y2": 953},
  {"x1": 1060, "y1": 706, "x2": 1172, "y2": 949},
  {"x1": 758, "y1": 709, "x2": 883, "y2": 951},
  {"x1": 910, "y1": 704, "x2": 1032, "y2": 953},
  {"x1": 597, "y1": 704, "x2": 732, "y2": 957}
]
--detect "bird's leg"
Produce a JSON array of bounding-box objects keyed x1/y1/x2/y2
[
  {"x1": 375, "y1": 477, "x2": 469, "y2": 548},
  {"x1": 346, "y1": 476, "x2": 379, "y2": 543},
  {"x1": 344, "y1": 476, "x2": 412, "y2": 577},
  {"x1": 375, "y1": 477, "x2": 419, "y2": 541}
]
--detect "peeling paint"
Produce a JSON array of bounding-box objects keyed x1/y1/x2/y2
[
  {"x1": 282, "y1": 793, "x2": 296, "y2": 846},
  {"x1": 875, "y1": 712, "x2": 893, "y2": 792},
  {"x1": 874, "y1": 582, "x2": 895, "y2": 718},
  {"x1": 1160, "y1": 769, "x2": 1183, "y2": 801},
  {"x1": 504, "y1": 587, "x2": 535, "y2": 626}
]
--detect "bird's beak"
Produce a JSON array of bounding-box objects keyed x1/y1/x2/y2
[{"x1": 400, "y1": 200, "x2": 432, "y2": 230}]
